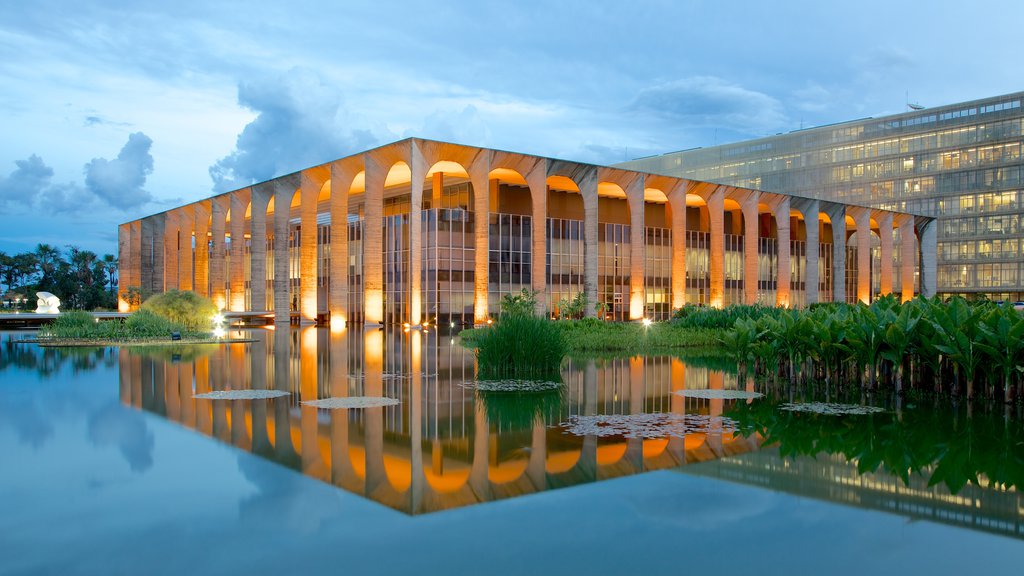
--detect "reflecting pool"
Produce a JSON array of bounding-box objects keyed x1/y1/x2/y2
[{"x1": 2, "y1": 328, "x2": 1022, "y2": 575}]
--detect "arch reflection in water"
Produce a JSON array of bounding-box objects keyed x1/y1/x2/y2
[{"x1": 120, "y1": 327, "x2": 757, "y2": 514}]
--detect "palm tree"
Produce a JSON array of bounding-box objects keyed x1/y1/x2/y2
[
  {"x1": 102, "y1": 254, "x2": 118, "y2": 294},
  {"x1": 34, "y1": 243, "x2": 60, "y2": 289}
]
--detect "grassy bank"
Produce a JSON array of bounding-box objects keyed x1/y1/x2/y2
[
  {"x1": 37, "y1": 310, "x2": 211, "y2": 344},
  {"x1": 461, "y1": 318, "x2": 725, "y2": 354}
]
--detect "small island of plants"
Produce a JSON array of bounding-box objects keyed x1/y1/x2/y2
[{"x1": 36, "y1": 289, "x2": 224, "y2": 346}]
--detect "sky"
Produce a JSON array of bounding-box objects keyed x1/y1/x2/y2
[{"x1": 1, "y1": 0, "x2": 1022, "y2": 256}]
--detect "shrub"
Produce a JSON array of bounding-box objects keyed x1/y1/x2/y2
[
  {"x1": 475, "y1": 314, "x2": 567, "y2": 380},
  {"x1": 499, "y1": 288, "x2": 540, "y2": 318},
  {"x1": 673, "y1": 304, "x2": 782, "y2": 329},
  {"x1": 141, "y1": 290, "x2": 218, "y2": 331},
  {"x1": 40, "y1": 309, "x2": 202, "y2": 341}
]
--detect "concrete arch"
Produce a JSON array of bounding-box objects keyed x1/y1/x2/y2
[
  {"x1": 264, "y1": 176, "x2": 302, "y2": 323},
  {"x1": 646, "y1": 176, "x2": 688, "y2": 309},
  {"x1": 547, "y1": 161, "x2": 599, "y2": 316},
  {"x1": 327, "y1": 157, "x2": 363, "y2": 327}
]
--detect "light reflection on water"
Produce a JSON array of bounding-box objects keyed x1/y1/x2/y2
[
  {"x1": 2, "y1": 325, "x2": 1023, "y2": 575},
  {"x1": 115, "y1": 327, "x2": 757, "y2": 515}
]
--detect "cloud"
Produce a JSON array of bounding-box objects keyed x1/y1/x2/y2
[
  {"x1": 0, "y1": 154, "x2": 54, "y2": 208},
  {"x1": 209, "y1": 68, "x2": 385, "y2": 192},
  {"x1": 84, "y1": 131, "x2": 154, "y2": 210},
  {"x1": 87, "y1": 403, "x2": 155, "y2": 473},
  {"x1": 630, "y1": 76, "x2": 787, "y2": 135},
  {"x1": 0, "y1": 132, "x2": 156, "y2": 215},
  {"x1": 414, "y1": 104, "x2": 491, "y2": 147},
  {"x1": 83, "y1": 115, "x2": 130, "y2": 128}
]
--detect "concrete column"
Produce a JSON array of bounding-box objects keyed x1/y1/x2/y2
[
  {"x1": 468, "y1": 155, "x2": 492, "y2": 324},
  {"x1": 432, "y1": 171, "x2": 443, "y2": 208},
  {"x1": 229, "y1": 190, "x2": 249, "y2": 312},
  {"x1": 580, "y1": 172, "x2": 599, "y2": 317},
  {"x1": 117, "y1": 223, "x2": 130, "y2": 311},
  {"x1": 129, "y1": 220, "x2": 141, "y2": 301},
  {"x1": 300, "y1": 172, "x2": 320, "y2": 324},
  {"x1": 877, "y1": 212, "x2": 894, "y2": 296},
  {"x1": 408, "y1": 330, "x2": 424, "y2": 512},
  {"x1": 329, "y1": 162, "x2": 353, "y2": 325},
  {"x1": 706, "y1": 186, "x2": 725, "y2": 308},
  {"x1": 770, "y1": 196, "x2": 791, "y2": 307},
  {"x1": 527, "y1": 163, "x2": 548, "y2": 317},
  {"x1": 250, "y1": 184, "x2": 271, "y2": 311},
  {"x1": 627, "y1": 177, "x2": 645, "y2": 320},
  {"x1": 668, "y1": 194, "x2": 686, "y2": 310},
  {"x1": 830, "y1": 207, "x2": 847, "y2": 303},
  {"x1": 363, "y1": 154, "x2": 385, "y2": 326},
  {"x1": 739, "y1": 192, "x2": 759, "y2": 305},
  {"x1": 179, "y1": 208, "x2": 194, "y2": 292},
  {"x1": 363, "y1": 330, "x2": 385, "y2": 495},
  {"x1": 164, "y1": 213, "x2": 178, "y2": 292},
  {"x1": 147, "y1": 214, "x2": 165, "y2": 295},
  {"x1": 917, "y1": 218, "x2": 937, "y2": 298},
  {"x1": 472, "y1": 174, "x2": 490, "y2": 324},
  {"x1": 802, "y1": 201, "x2": 821, "y2": 305},
  {"x1": 273, "y1": 181, "x2": 295, "y2": 324},
  {"x1": 899, "y1": 216, "x2": 916, "y2": 301},
  {"x1": 140, "y1": 217, "x2": 154, "y2": 294},
  {"x1": 300, "y1": 327, "x2": 324, "y2": 479},
  {"x1": 194, "y1": 201, "x2": 210, "y2": 297},
  {"x1": 853, "y1": 209, "x2": 871, "y2": 304},
  {"x1": 408, "y1": 145, "x2": 426, "y2": 325},
  {"x1": 210, "y1": 197, "x2": 227, "y2": 310}
]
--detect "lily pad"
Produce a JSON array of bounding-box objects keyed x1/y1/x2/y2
[
  {"x1": 558, "y1": 413, "x2": 736, "y2": 439},
  {"x1": 463, "y1": 380, "x2": 563, "y2": 392},
  {"x1": 193, "y1": 389, "x2": 290, "y2": 400},
  {"x1": 675, "y1": 389, "x2": 763, "y2": 400},
  {"x1": 779, "y1": 402, "x2": 885, "y2": 416},
  {"x1": 301, "y1": 396, "x2": 400, "y2": 409}
]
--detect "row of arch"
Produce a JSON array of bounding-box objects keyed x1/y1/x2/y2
[
  {"x1": 120, "y1": 327, "x2": 760, "y2": 514},
  {"x1": 118, "y1": 138, "x2": 938, "y2": 322}
]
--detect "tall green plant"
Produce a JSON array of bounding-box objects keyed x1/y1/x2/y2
[{"x1": 475, "y1": 314, "x2": 567, "y2": 380}]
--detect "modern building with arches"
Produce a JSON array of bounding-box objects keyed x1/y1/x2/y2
[{"x1": 118, "y1": 138, "x2": 935, "y2": 325}]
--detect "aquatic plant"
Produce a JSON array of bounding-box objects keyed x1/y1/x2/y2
[
  {"x1": 717, "y1": 295, "x2": 1024, "y2": 402},
  {"x1": 474, "y1": 313, "x2": 567, "y2": 379},
  {"x1": 140, "y1": 289, "x2": 218, "y2": 332},
  {"x1": 40, "y1": 309, "x2": 203, "y2": 341}
]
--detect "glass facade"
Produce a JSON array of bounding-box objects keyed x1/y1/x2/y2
[{"x1": 620, "y1": 92, "x2": 1024, "y2": 300}]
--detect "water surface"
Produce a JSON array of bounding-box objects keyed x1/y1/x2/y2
[{"x1": 1, "y1": 328, "x2": 1022, "y2": 575}]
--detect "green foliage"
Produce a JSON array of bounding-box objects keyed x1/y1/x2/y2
[
  {"x1": 728, "y1": 397, "x2": 1024, "y2": 494},
  {"x1": 477, "y1": 388, "x2": 565, "y2": 430},
  {"x1": 462, "y1": 318, "x2": 724, "y2": 354},
  {"x1": 713, "y1": 294, "x2": 1024, "y2": 401},
  {"x1": 673, "y1": 303, "x2": 783, "y2": 329},
  {"x1": 555, "y1": 292, "x2": 591, "y2": 320},
  {"x1": 0, "y1": 244, "x2": 117, "y2": 311},
  {"x1": 475, "y1": 314, "x2": 567, "y2": 380},
  {"x1": 141, "y1": 289, "x2": 218, "y2": 331},
  {"x1": 499, "y1": 288, "x2": 540, "y2": 318},
  {"x1": 40, "y1": 309, "x2": 204, "y2": 341}
]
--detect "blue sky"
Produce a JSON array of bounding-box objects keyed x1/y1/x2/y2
[{"x1": 1, "y1": 0, "x2": 1022, "y2": 255}]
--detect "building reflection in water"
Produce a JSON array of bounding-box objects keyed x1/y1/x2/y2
[
  {"x1": 118, "y1": 327, "x2": 1024, "y2": 538},
  {"x1": 119, "y1": 327, "x2": 755, "y2": 514}
]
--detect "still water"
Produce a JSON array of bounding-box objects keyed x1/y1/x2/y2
[{"x1": 1, "y1": 327, "x2": 1022, "y2": 575}]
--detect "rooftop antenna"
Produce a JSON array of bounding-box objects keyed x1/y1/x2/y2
[{"x1": 906, "y1": 89, "x2": 925, "y2": 111}]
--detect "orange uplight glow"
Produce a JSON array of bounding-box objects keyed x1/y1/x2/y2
[{"x1": 330, "y1": 316, "x2": 347, "y2": 333}]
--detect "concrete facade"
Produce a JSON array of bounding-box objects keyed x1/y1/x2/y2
[
  {"x1": 119, "y1": 138, "x2": 934, "y2": 321},
  {"x1": 620, "y1": 92, "x2": 1024, "y2": 301}
]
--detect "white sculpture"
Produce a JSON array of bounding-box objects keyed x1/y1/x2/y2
[{"x1": 36, "y1": 292, "x2": 61, "y2": 314}]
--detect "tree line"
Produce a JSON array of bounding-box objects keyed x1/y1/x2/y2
[{"x1": 0, "y1": 244, "x2": 118, "y2": 310}]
